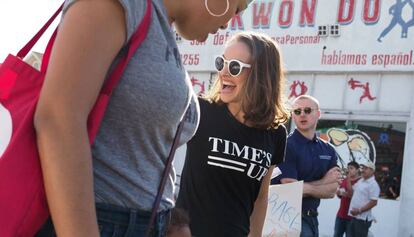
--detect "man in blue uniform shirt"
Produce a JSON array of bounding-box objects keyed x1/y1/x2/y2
[{"x1": 273, "y1": 95, "x2": 341, "y2": 237}]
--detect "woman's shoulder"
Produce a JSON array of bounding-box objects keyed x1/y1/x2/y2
[
  {"x1": 117, "y1": 0, "x2": 149, "y2": 41},
  {"x1": 63, "y1": 0, "x2": 148, "y2": 43}
]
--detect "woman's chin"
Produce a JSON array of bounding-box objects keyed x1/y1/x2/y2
[
  {"x1": 195, "y1": 33, "x2": 208, "y2": 42},
  {"x1": 176, "y1": 28, "x2": 208, "y2": 42}
]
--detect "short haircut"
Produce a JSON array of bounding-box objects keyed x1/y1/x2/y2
[
  {"x1": 293, "y1": 95, "x2": 320, "y2": 109},
  {"x1": 347, "y1": 161, "x2": 360, "y2": 169}
]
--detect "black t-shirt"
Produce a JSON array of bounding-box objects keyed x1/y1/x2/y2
[{"x1": 176, "y1": 98, "x2": 287, "y2": 237}]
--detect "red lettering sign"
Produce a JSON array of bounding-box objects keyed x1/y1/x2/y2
[
  {"x1": 230, "y1": 13, "x2": 245, "y2": 30},
  {"x1": 338, "y1": 0, "x2": 355, "y2": 24},
  {"x1": 279, "y1": 0, "x2": 294, "y2": 27},
  {"x1": 252, "y1": 2, "x2": 274, "y2": 28},
  {"x1": 299, "y1": 0, "x2": 317, "y2": 26},
  {"x1": 363, "y1": 0, "x2": 380, "y2": 24}
]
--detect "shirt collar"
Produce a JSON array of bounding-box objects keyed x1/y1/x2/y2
[
  {"x1": 292, "y1": 129, "x2": 319, "y2": 144},
  {"x1": 363, "y1": 175, "x2": 376, "y2": 182}
]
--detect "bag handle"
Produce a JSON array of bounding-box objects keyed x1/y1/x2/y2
[
  {"x1": 145, "y1": 120, "x2": 186, "y2": 237},
  {"x1": 17, "y1": 4, "x2": 63, "y2": 59},
  {"x1": 18, "y1": 0, "x2": 151, "y2": 97}
]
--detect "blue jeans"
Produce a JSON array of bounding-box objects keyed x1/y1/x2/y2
[
  {"x1": 36, "y1": 203, "x2": 171, "y2": 237},
  {"x1": 301, "y1": 215, "x2": 319, "y2": 237},
  {"x1": 348, "y1": 218, "x2": 372, "y2": 237},
  {"x1": 333, "y1": 216, "x2": 351, "y2": 237}
]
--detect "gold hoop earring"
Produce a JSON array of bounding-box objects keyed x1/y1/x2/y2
[{"x1": 205, "y1": 0, "x2": 229, "y2": 17}]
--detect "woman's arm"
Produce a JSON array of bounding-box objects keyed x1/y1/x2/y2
[
  {"x1": 249, "y1": 166, "x2": 275, "y2": 237},
  {"x1": 34, "y1": 1, "x2": 126, "y2": 236}
]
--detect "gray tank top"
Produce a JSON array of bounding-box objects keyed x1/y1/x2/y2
[{"x1": 63, "y1": 0, "x2": 199, "y2": 211}]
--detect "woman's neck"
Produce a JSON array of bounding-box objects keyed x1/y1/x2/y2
[{"x1": 227, "y1": 103, "x2": 248, "y2": 126}]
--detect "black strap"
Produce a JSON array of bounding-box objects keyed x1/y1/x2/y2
[{"x1": 145, "y1": 120, "x2": 185, "y2": 236}]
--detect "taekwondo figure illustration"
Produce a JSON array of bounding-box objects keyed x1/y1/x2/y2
[
  {"x1": 348, "y1": 78, "x2": 377, "y2": 104},
  {"x1": 190, "y1": 76, "x2": 206, "y2": 95},
  {"x1": 288, "y1": 80, "x2": 308, "y2": 99},
  {"x1": 378, "y1": 0, "x2": 414, "y2": 42}
]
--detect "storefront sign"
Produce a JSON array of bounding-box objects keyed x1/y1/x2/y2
[{"x1": 178, "y1": 0, "x2": 414, "y2": 72}]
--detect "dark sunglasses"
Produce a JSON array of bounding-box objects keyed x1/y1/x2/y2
[
  {"x1": 214, "y1": 55, "x2": 251, "y2": 77},
  {"x1": 292, "y1": 107, "x2": 317, "y2": 115}
]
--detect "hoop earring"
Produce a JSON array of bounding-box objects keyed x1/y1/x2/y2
[{"x1": 205, "y1": 0, "x2": 229, "y2": 17}]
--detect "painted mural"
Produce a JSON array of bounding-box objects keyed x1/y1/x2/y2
[
  {"x1": 322, "y1": 128, "x2": 376, "y2": 169},
  {"x1": 318, "y1": 121, "x2": 405, "y2": 201}
]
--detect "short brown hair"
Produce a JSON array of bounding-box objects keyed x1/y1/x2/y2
[{"x1": 206, "y1": 32, "x2": 289, "y2": 129}]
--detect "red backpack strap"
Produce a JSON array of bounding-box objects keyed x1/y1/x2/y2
[
  {"x1": 85, "y1": 0, "x2": 152, "y2": 144},
  {"x1": 102, "y1": 0, "x2": 152, "y2": 95}
]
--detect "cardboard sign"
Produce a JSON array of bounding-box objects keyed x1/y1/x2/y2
[{"x1": 263, "y1": 181, "x2": 303, "y2": 237}]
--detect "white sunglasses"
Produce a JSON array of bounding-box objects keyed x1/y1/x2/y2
[{"x1": 214, "y1": 55, "x2": 251, "y2": 77}]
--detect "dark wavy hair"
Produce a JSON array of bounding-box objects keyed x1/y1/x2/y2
[{"x1": 206, "y1": 32, "x2": 289, "y2": 129}]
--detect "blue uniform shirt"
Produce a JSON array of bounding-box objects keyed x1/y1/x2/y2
[{"x1": 273, "y1": 129, "x2": 338, "y2": 212}]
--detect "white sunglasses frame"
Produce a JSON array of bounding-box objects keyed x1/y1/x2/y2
[{"x1": 214, "y1": 55, "x2": 251, "y2": 77}]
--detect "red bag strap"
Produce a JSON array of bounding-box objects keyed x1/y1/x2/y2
[
  {"x1": 102, "y1": 0, "x2": 152, "y2": 95},
  {"x1": 40, "y1": 28, "x2": 58, "y2": 73},
  {"x1": 17, "y1": 0, "x2": 152, "y2": 97},
  {"x1": 17, "y1": 4, "x2": 64, "y2": 59}
]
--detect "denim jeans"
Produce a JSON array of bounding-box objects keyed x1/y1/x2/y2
[
  {"x1": 301, "y1": 215, "x2": 319, "y2": 237},
  {"x1": 333, "y1": 216, "x2": 351, "y2": 237},
  {"x1": 348, "y1": 218, "x2": 372, "y2": 237},
  {"x1": 36, "y1": 203, "x2": 171, "y2": 237}
]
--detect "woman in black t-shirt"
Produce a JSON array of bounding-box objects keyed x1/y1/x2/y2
[{"x1": 177, "y1": 32, "x2": 290, "y2": 237}]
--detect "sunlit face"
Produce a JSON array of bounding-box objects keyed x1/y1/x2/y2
[
  {"x1": 218, "y1": 40, "x2": 251, "y2": 108},
  {"x1": 173, "y1": 0, "x2": 250, "y2": 42},
  {"x1": 291, "y1": 98, "x2": 320, "y2": 133}
]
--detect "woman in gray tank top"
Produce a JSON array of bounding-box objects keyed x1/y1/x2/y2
[{"x1": 35, "y1": 0, "x2": 255, "y2": 236}]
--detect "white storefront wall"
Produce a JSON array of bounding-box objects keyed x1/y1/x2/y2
[{"x1": 177, "y1": 0, "x2": 414, "y2": 236}]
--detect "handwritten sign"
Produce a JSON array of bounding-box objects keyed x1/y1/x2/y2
[{"x1": 263, "y1": 181, "x2": 303, "y2": 237}]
